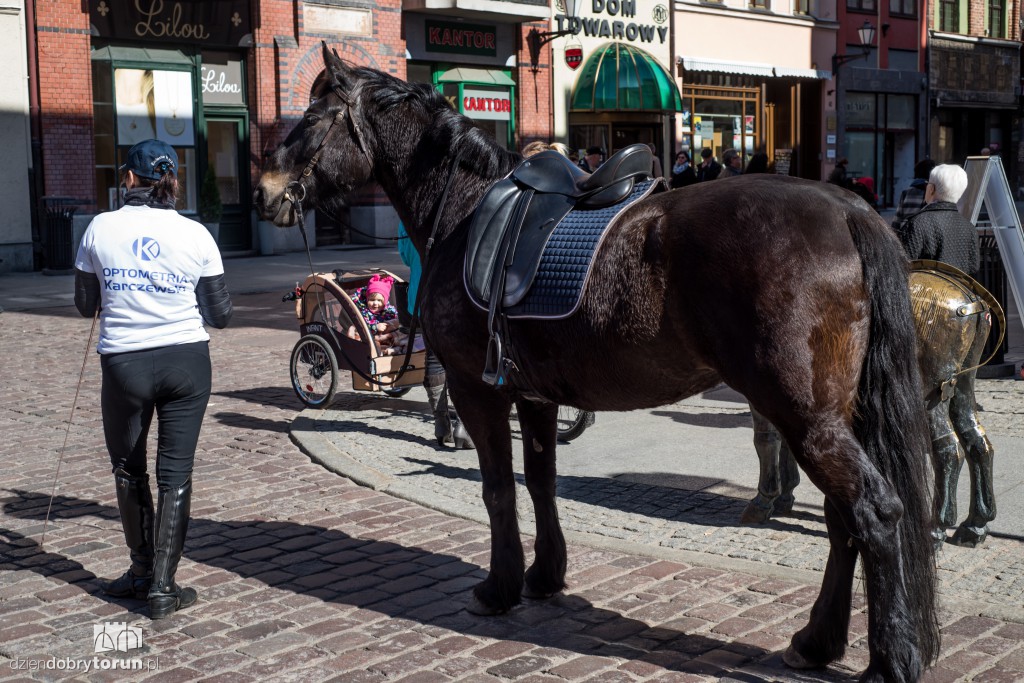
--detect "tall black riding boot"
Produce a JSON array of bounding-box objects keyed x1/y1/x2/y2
[
  {"x1": 147, "y1": 479, "x2": 198, "y2": 620},
  {"x1": 424, "y1": 375, "x2": 453, "y2": 447},
  {"x1": 104, "y1": 469, "x2": 155, "y2": 600}
]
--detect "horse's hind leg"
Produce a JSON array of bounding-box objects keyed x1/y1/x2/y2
[
  {"x1": 948, "y1": 370, "x2": 996, "y2": 548},
  {"x1": 447, "y1": 380, "x2": 523, "y2": 615},
  {"x1": 781, "y1": 421, "x2": 927, "y2": 682},
  {"x1": 516, "y1": 398, "x2": 567, "y2": 599},
  {"x1": 784, "y1": 498, "x2": 857, "y2": 669},
  {"x1": 742, "y1": 407, "x2": 800, "y2": 524}
]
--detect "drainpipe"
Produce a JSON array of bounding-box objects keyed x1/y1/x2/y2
[{"x1": 24, "y1": 0, "x2": 44, "y2": 269}]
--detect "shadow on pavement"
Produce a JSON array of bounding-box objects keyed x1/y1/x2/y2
[
  {"x1": 397, "y1": 457, "x2": 827, "y2": 537},
  {"x1": 0, "y1": 489, "x2": 858, "y2": 680}
]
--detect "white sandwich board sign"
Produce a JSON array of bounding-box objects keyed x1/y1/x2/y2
[{"x1": 959, "y1": 155, "x2": 1024, "y2": 332}]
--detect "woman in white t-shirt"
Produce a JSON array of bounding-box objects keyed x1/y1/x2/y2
[{"x1": 74, "y1": 139, "x2": 232, "y2": 620}]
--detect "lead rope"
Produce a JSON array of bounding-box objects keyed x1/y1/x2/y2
[{"x1": 41, "y1": 309, "x2": 99, "y2": 549}]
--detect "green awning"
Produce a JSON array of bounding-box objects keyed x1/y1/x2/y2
[
  {"x1": 570, "y1": 43, "x2": 682, "y2": 113},
  {"x1": 436, "y1": 67, "x2": 515, "y2": 87}
]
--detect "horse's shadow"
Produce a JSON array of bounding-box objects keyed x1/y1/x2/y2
[
  {"x1": 0, "y1": 489, "x2": 852, "y2": 681},
  {"x1": 397, "y1": 458, "x2": 826, "y2": 537}
]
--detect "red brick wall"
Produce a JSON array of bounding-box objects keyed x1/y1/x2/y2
[
  {"x1": 516, "y1": 22, "x2": 554, "y2": 150},
  {"x1": 35, "y1": 1, "x2": 94, "y2": 205},
  {"x1": 250, "y1": 0, "x2": 408, "y2": 181}
]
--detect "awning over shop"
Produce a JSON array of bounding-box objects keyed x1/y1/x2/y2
[
  {"x1": 436, "y1": 67, "x2": 516, "y2": 86},
  {"x1": 570, "y1": 43, "x2": 682, "y2": 113},
  {"x1": 680, "y1": 57, "x2": 775, "y2": 77},
  {"x1": 679, "y1": 57, "x2": 831, "y2": 80},
  {"x1": 773, "y1": 66, "x2": 832, "y2": 80}
]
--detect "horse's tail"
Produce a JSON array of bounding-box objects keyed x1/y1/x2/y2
[{"x1": 847, "y1": 208, "x2": 940, "y2": 666}]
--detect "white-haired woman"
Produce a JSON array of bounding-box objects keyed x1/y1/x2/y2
[{"x1": 895, "y1": 163, "x2": 979, "y2": 277}]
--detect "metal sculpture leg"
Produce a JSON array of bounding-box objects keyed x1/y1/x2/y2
[
  {"x1": 742, "y1": 406, "x2": 799, "y2": 524},
  {"x1": 948, "y1": 356, "x2": 996, "y2": 548},
  {"x1": 929, "y1": 426, "x2": 964, "y2": 548}
]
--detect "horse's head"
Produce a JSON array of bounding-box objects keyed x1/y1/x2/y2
[{"x1": 254, "y1": 44, "x2": 374, "y2": 227}]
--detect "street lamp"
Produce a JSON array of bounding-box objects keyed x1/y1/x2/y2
[
  {"x1": 527, "y1": 0, "x2": 582, "y2": 72},
  {"x1": 831, "y1": 21, "x2": 876, "y2": 73}
]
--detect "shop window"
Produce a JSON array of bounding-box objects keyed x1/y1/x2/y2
[
  {"x1": 91, "y1": 46, "x2": 198, "y2": 214},
  {"x1": 889, "y1": 0, "x2": 915, "y2": 17},
  {"x1": 988, "y1": 0, "x2": 1004, "y2": 37},
  {"x1": 885, "y1": 95, "x2": 915, "y2": 130},
  {"x1": 750, "y1": 0, "x2": 769, "y2": 9},
  {"x1": 939, "y1": 0, "x2": 960, "y2": 32},
  {"x1": 846, "y1": 0, "x2": 876, "y2": 11},
  {"x1": 793, "y1": 0, "x2": 810, "y2": 15}
]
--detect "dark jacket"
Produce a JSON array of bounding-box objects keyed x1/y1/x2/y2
[
  {"x1": 895, "y1": 201, "x2": 979, "y2": 277},
  {"x1": 696, "y1": 159, "x2": 721, "y2": 183},
  {"x1": 670, "y1": 166, "x2": 697, "y2": 189}
]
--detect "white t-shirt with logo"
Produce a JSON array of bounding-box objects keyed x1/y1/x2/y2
[{"x1": 75, "y1": 205, "x2": 225, "y2": 355}]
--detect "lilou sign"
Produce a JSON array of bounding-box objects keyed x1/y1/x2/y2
[{"x1": 90, "y1": 0, "x2": 252, "y2": 48}]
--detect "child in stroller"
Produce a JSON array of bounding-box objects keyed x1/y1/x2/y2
[{"x1": 347, "y1": 274, "x2": 405, "y2": 354}]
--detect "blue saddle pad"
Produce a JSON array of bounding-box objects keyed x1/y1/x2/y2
[{"x1": 506, "y1": 179, "x2": 658, "y2": 319}]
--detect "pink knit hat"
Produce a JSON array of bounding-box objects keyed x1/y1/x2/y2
[{"x1": 365, "y1": 274, "x2": 393, "y2": 301}]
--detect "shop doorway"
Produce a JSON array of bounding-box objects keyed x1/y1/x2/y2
[{"x1": 203, "y1": 114, "x2": 249, "y2": 250}]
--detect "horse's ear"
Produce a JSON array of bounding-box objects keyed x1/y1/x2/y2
[{"x1": 321, "y1": 41, "x2": 354, "y2": 90}]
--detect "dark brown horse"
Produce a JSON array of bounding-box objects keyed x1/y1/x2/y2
[{"x1": 255, "y1": 46, "x2": 938, "y2": 681}]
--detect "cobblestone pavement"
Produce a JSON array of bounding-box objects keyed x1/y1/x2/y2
[{"x1": 2, "y1": 297, "x2": 1024, "y2": 682}]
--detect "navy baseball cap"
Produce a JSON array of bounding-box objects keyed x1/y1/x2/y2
[{"x1": 120, "y1": 139, "x2": 178, "y2": 181}]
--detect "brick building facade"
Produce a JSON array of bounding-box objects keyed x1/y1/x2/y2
[{"x1": 22, "y1": 0, "x2": 552, "y2": 267}]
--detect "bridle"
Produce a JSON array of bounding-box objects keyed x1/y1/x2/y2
[{"x1": 282, "y1": 86, "x2": 373, "y2": 209}]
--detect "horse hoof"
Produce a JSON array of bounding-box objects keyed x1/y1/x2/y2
[
  {"x1": 522, "y1": 585, "x2": 558, "y2": 600},
  {"x1": 949, "y1": 525, "x2": 987, "y2": 548},
  {"x1": 466, "y1": 594, "x2": 508, "y2": 616},
  {"x1": 740, "y1": 500, "x2": 773, "y2": 524},
  {"x1": 782, "y1": 645, "x2": 821, "y2": 670}
]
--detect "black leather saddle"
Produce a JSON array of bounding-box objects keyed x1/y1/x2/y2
[
  {"x1": 463, "y1": 143, "x2": 660, "y2": 389},
  {"x1": 466, "y1": 143, "x2": 654, "y2": 309}
]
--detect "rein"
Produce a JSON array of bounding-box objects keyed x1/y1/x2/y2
[{"x1": 282, "y1": 90, "x2": 465, "y2": 389}]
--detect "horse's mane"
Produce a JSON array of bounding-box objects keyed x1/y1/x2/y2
[{"x1": 333, "y1": 66, "x2": 521, "y2": 180}]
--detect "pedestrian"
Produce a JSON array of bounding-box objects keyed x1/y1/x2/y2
[
  {"x1": 894, "y1": 164, "x2": 979, "y2": 277},
  {"x1": 579, "y1": 146, "x2": 603, "y2": 172},
  {"x1": 647, "y1": 143, "x2": 663, "y2": 178},
  {"x1": 73, "y1": 139, "x2": 233, "y2": 620},
  {"x1": 696, "y1": 148, "x2": 721, "y2": 182},
  {"x1": 891, "y1": 158, "x2": 936, "y2": 232},
  {"x1": 718, "y1": 149, "x2": 743, "y2": 178},
  {"x1": 827, "y1": 158, "x2": 849, "y2": 186},
  {"x1": 669, "y1": 150, "x2": 697, "y2": 189},
  {"x1": 744, "y1": 152, "x2": 770, "y2": 174},
  {"x1": 397, "y1": 223, "x2": 473, "y2": 449}
]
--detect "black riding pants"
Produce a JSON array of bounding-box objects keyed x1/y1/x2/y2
[{"x1": 100, "y1": 341, "x2": 211, "y2": 489}]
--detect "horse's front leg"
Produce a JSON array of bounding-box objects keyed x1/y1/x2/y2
[
  {"x1": 447, "y1": 378, "x2": 521, "y2": 615},
  {"x1": 516, "y1": 398, "x2": 566, "y2": 600},
  {"x1": 948, "y1": 369, "x2": 996, "y2": 548}
]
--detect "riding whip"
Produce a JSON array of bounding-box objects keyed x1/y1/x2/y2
[{"x1": 40, "y1": 309, "x2": 98, "y2": 550}]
